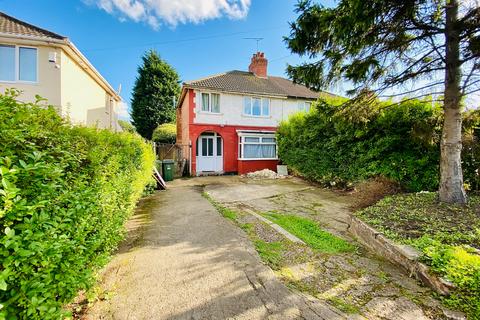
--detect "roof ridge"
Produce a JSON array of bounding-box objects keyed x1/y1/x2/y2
[
  {"x1": 185, "y1": 71, "x2": 230, "y2": 85},
  {"x1": 0, "y1": 11, "x2": 66, "y2": 40}
]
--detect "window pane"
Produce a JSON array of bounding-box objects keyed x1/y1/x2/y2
[
  {"x1": 208, "y1": 138, "x2": 213, "y2": 156},
  {"x1": 262, "y1": 137, "x2": 275, "y2": 143},
  {"x1": 196, "y1": 138, "x2": 199, "y2": 156},
  {"x1": 244, "y1": 96, "x2": 251, "y2": 114},
  {"x1": 244, "y1": 137, "x2": 260, "y2": 142},
  {"x1": 0, "y1": 45, "x2": 15, "y2": 81},
  {"x1": 298, "y1": 101, "x2": 305, "y2": 111},
  {"x1": 261, "y1": 144, "x2": 276, "y2": 158},
  {"x1": 252, "y1": 98, "x2": 261, "y2": 116},
  {"x1": 19, "y1": 47, "x2": 37, "y2": 81},
  {"x1": 305, "y1": 102, "x2": 311, "y2": 112},
  {"x1": 262, "y1": 98, "x2": 269, "y2": 116},
  {"x1": 216, "y1": 137, "x2": 222, "y2": 156},
  {"x1": 244, "y1": 144, "x2": 262, "y2": 158},
  {"x1": 201, "y1": 138, "x2": 208, "y2": 156},
  {"x1": 211, "y1": 93, "x2": 220, "y2": 113},
  {"x1": 201, "y1": 93, "x2": 210, "y2": 111}
]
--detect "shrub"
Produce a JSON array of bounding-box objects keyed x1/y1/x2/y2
[
  {"x1": 152, "y1": 123, "x2": 176, "y2": 143},
  {"x1": 277, "y1": 97, "x2": 479, "y2": 192},
  {"x1": 416, "y1": 239, "x2": 480, "y2": 319},
  {"x1": 118, "y1": 119, "x2": 136, "y2": 133},
  {"x1": 0, "y1": 90, "x2": 155, "y2": 319}
]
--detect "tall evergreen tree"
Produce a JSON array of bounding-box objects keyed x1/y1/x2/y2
[
  {"x1": 285, "y1": 0, "x2": 480, "y2": 204},
  {"x1": 131, "y1": 50, "x2": 180, "y2": 140}
]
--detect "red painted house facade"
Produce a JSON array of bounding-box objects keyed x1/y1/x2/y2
[{"x1": 177, "y1": 52, "x2": 330, "y2": 176}]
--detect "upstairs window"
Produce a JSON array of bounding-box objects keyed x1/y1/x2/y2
[
  {"x1": 201, "y1": 92, "x2": 220, "y2": 113},
  {"x1": 244, "y1": 96, "x2": 270, "y2": 117},
  {"x1": 298, "y1": 101, "x2": 312, "y2": 112},
  {"x1": 0, "y1": 45, "x2": 37, "y2": 82}
]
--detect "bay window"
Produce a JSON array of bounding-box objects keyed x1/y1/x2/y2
[
  {"x1": 201, "y1": 92, "x2": 220, "y2": 113},
  {"x1": 0, "y1": 45, "x2": 37, "y2": 82},
  {"x1": 244, "y1": 96, "x2": 270, "y2": 117},
  {"x1": 239, "y1": 133, "x2": 277, "y2": 159}
]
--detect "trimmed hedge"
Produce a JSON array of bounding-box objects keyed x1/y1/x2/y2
[
  {"x1": 0, "y1": 90, "x2": 155, "y2": 319},
  {"x1": 277, "y1": 98, "x2": 480, "y2": 192},
  {"x1": 152, "y1": 123, "x2": 176, "y2": 143}
]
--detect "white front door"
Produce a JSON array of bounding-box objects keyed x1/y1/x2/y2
[{"x1": 197, "y1": 133, "x2": 223, "y2": 173}]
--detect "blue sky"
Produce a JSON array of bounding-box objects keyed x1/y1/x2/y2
[{"x1": 1, "y1": 0, "x2": 337, "y2": 118}]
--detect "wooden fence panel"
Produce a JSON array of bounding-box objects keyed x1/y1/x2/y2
[{"x1": 154, "y1": 143, "x2": 190, "y2": 177}]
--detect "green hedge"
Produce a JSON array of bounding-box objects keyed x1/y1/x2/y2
[
  {"x1": 0, "y1": 91, "x2": 155, "y2": 319},
  {"x1": 152, "y1": 123, "x2": 176, "y2": 143},
  {"x1": 277, "y1": 98, "x2": 480, "y2": 191}
]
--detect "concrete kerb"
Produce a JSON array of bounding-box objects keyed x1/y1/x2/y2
[{"x1": 347, "y1": 214, "x2": 456, "y2": 296}]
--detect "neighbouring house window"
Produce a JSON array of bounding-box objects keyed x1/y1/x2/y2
[
  {"x1": 19, "y1": 47, "x2": 37, "y2": 81},
  {"x1": 239, "y1": 134, "x2": 277, "y2": 159},
  {"x1": 243, "y1": 96, "x2": 270, "y2": 117},
  {"x1": 298, "y1": 101, "x2": 312, "y2": 112},
  {"x1": 0, "y1": 45, "x2": 37, "y2": 82},
  {"x1": 0, "y1": 45, "x2": 15, "y2": 81},
  {"x1": 201, "y1": 92, "x2": 220, "y2": 113}
]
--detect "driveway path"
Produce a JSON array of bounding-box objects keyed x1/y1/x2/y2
[{"x1": 85, "y1": 184, "x2": 346, "y2": 320}]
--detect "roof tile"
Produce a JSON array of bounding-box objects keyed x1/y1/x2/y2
[
  {"x1": 0, "y1": 12, "x2": 65, "y2": 41},
  {"x1": 185, "y1": 70, "x2": 332, "y2": 99}
]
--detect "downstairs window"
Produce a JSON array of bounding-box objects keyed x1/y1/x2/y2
[{"x1": 238, "y1": 134, "x2": 277, "y2": 160}]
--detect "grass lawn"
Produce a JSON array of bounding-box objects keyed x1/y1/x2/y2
[
  {"x1": 262, "y1": 213, "x2": 355, "y2": 254},
  {"x1": 357, "y1": 192, "x2": 480, "y2": 319}
]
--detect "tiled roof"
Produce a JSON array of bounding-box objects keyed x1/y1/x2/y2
[
  {"x1": 185, "y1": 70, "x2": 330, "y2": 99},
  {"x1": 0, "y1": 12, "x2": 66, "y2": 41}
]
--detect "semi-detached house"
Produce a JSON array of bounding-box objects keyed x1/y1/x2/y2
[
  {"x1": 177, "y1": 52, "x2": 334, "y2": 176},
  {"x1": 0, "y1": 12, "x2": 122, "y2": 130}
]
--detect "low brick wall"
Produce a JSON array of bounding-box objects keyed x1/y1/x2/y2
[{"x1": 347, "y1": 215, "x2": 455, "y2": 295}]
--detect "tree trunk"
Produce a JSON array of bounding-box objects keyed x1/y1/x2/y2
[{"x1": 439, "y1": 0, "x2": 467, "y2": 204}]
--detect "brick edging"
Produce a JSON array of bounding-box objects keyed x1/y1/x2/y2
[{"x1": 347, "y1": 215, "x2": 455, "y2": 295}]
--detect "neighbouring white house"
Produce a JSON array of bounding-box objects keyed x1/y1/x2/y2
[
  {"x1": 176, "y1": 51, "x2": 336, "y2": 176},
  {"x1": 0, "y1": 12, "x2": 122, "y2": 130}
]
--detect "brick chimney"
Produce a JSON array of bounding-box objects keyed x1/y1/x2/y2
[{"x1": 248, "y1": 52, "x2": 268, "y2": 77}]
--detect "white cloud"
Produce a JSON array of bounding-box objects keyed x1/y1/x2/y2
[
  {"x1": 87, "y1": 0, "x2": 251, "y2": 29},
  {"x1": 116, "y1": 101, "x2": 130, "y2": 119}
]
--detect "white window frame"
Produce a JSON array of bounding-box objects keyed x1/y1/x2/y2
[
  {"x1": 200, "y1": 92, "x2": 221, "y2": 113},
  {"x1": 238, "y1": 132, "x2": 278, "y2": 160},
  {"x1": 0, "y1": 44, "x2": 39, "y2": 84},
  {"x1": 243, "y1": 96, "x2": 270, "y2": 117}
]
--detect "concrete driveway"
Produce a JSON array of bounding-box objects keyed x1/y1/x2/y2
[{"x1": 84, "y1": 177, "x2": 346, "y2": 320}]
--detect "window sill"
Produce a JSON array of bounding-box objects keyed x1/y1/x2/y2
[
  {"x1": 197, "y1": 111, "x2": 223, "y2": 115},
  {"x1": 238, "y1": 158, "x2": 278, "y2": 161},
  {"x1": 241, "y1": 114, "x2": 271, "y2": 119},
  {"x1": 0, "y1": 80, "x2": 39, "y2": 85}
]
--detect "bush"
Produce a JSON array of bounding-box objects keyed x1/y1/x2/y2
[
  {"x1": 0, "y1": 90, "x2": 155, "y2": 319},
  {"x1": 152, "y1": 123, "x2": 176, "y2": 143},
  {"x1": 118, "y1": 119, "x2": 136, "y2": 133},
  {"x1": 419, "y1": 240, "x2": 480, "y2": 319},
  {"x1": 277, "y1": 97, "x2": 480, "y2": 192}
]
